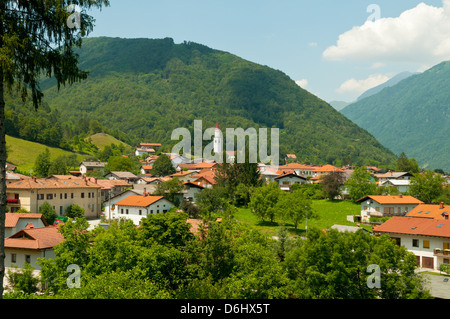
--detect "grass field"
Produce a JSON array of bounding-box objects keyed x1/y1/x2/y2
[
  {"x1": 234, "y1": 199, "x2": 368, "y2": 237},
  {"x1": 87, "y1": 133, "x2": 133, "y2": 152},
  {"x1": 6, "y1": 135, "x2": 85, "y2": 174}
]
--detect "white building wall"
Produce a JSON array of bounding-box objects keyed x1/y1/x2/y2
[{"x1": 114, "y1": 199, "x2": 175, "y2": 225}]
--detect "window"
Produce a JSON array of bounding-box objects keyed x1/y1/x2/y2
[
  {"x1": 150, "y1": 210, "x2": 153, "y2": 214},
  {"x1": 88, "y1": 192, "x2": 91, "y2": 198},
  {"x1": 60, "y1": 193, "x2": 63, "y2": 199},
  {"x1": 423, "y1": 240, "x2": 430, "y2": 249},
  {"x1": 46, "y1": 194, "x2": 53, "y2": 200},
  {"x1": 139, "y1": 210, "x2": 142, "y2": 215},
  {"x1": 60, "y1": 206, "x2": 63, "y2": 216},
  {"x1": 126, "y1": 209, "x2": 129, "y2": 215},
  {"x1": 37, "y1": 194, "x2": 44, "y2": 200},
  {"x1": 81, "y1": 193, "x2": 85, "y2": 198},
  {"x1": 375, "y1": 207, "x2": 380, "y2": 212},
  {"x1": 11, "y1": 254, "x2": 16, "y2": 263},
  {"x1": 71, "y1": 193, "x2": 74, "y2": 199},
  {"x1": 92, "y1": 192, "x2": 95, "y2": 198},
  {"x1": 64, "y1": 193, "x2": 67, "y2": 199},
  {"x1": 121, "y1": 209, "x2": 124, "y2": 214},
  {"x1": 412, "y1": 239, "x2": 419, "y2": 247},
  {"x1": 25, "y1": 255, "x2": 31, "y2": 264}
]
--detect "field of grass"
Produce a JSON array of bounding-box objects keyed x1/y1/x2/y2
[
  {"x1": 6, "y1": 135, "x2": 85, "y2": 174},
  {"x1": 234, "y1": 199, "x2": 367, "y2": 237},
  {"x1": 87, "y1": 133, "x2": 133, "y2": 153}
]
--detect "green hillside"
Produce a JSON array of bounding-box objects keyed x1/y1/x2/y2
[
  {"x1": 342, "y1": 61, "x2": 450, "y2": 171},
  {"x1": 6, "y1": 135, "x2": 84, "y2": 173},
  {"x1": 87, "y1": 133, "x2": 133, "y2": 151},
  {"x1": 39, "y1": 37, "x2": 396, "y2": 166}
]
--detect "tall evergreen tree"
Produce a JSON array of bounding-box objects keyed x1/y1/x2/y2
[{"x1": 0, "y1": 0, "x2": 109, "y2": 297}]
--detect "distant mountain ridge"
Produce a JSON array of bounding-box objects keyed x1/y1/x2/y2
[
  {"x1": 356, "y1": 71, "x2": 417, "y2": 101},
  {"x1": 341, "y1": 61, "x2": 450, "y2": 171},
  {"x1": 38, "y1": 37, "x2": 397, "y2": 166}
]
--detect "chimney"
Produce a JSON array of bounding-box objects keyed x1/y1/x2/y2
[
  {"x1": 440, "y1": 202, "x2": 445, "y2": 209},
  {"x1": 25, "y1": 223, "x2": 34, "y2": 229},
  {"x1": 399, "y1": 194, "x2": 403, "y2": 198},
  {"x1": 94, "y1": 178, "x2": 98, "y2": 184},
  {"x1": 32, "y1": 176, "x2": 37, "y2": 182}
]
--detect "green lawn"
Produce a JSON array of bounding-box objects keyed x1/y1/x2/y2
[
  {"x1": 234, "y1": 199, "x2": 367, "y2": 237},
  {"x1": 87, "y1": 133, "x2": 133, "y2": 152},
  {"x1": 6, "y1": 135, "x2": 85, "y2": 173}
]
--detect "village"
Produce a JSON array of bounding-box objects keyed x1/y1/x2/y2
[{"x1": 3, "y1": 134, "x2": 450, "y2": 298}]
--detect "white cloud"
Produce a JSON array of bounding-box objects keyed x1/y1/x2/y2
[
  {"x1": 308, "y1": 42, "x2": 318, "y2": 47},
  {"x1": 336, "y1": 74, "x2": 390, "y2": 95},
  {"x1": 295, "y1": 79, "x2": 308, "y2": 88},
  {"x1": 323, "y1": 1, "x2": 450, "y2": 65}
]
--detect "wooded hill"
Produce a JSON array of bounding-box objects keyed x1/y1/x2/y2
[
  {"x1": 10, "y1": 37, "x2": 397, "y2": 167},
  {"x1": 342, "y1": 61, "x2": 450, "y2": 172}
]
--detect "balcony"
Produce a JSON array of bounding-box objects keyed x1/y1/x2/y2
[
  {"x1": 6, "y1": 198, "x2": 20, "y2": 206},
  {"x1": 434, "y1": 249, "x2": 450, "y2": 257}
]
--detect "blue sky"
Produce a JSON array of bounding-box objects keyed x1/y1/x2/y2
[{"x1": 87, "y1": 0, "x2": 449, "y2": 102}]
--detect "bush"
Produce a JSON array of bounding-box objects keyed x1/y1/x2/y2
[{"x1": 65, "y1": 204, "x2": 85, "y2": 218}]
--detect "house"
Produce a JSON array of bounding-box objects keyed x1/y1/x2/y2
[
  {"x1": 79, "y1": 161, "x2": 107, "y2": 175},
  {"x1": 277, "y1": 163, "x2": 316, "y2": 178},
  {"x1": 313, "y1": 164, "x2": 345, "y2": 177},
  {"x1": 330, "y1": 224, "x2": 370, "y2": 234},
  {"x1": 95, "y1": 179, "x2": 131, "y2": 202},
  {"x1": 165, "y1": 153, "x2": 192, "y2": 168},
  {"x1": 103, "y1": 189, "x2": 140, "y2": 221},
  {"x1": 181, "y1": 182, "x2": 204, "y2": 203},
  {"x1": 169, "y1": 170, "x2": 199, "y2": 183},
  {"x1": 406, "y1": 202, "x2": 449, "y2": 220},
  {"x1": 140, "y1": 165, "x2": 153, "y2": 175},
  {"x1": 259, "y1": 168, "x2": 280, "y2": 184},
  {"x1": 375, "y1": 171, "x2": 413, "y2": 184},
  {"x1": 191, "y1": 169, "x2": 217, "y2": 188},
  {"x1": 5, "y1": 213, "x2": 48, "y2": 238},
  {"x1": 6, "y1": 176, "x2": 102, "y2": 219},
  {"x1": 381, "y1": 179, "x2": 411, "y2": 193},
  {"x1": 104, "y1": 171, "x2": 138, "y2": 184},
  {"x1": 4, "y1": 225, "x2": 65, "y2": 270},
  {"x1": 177, "y1": 161, "x2": 217, "y2": 172},
  {"x1": 274, "y1": 172, "x2": 308, "y2": 191},
  {"x1": 356, "y1": 195, "x2": 424, "y2": 223},
  {"x1": 374, "y1": 216, "x2": 450, "y2": 270},
  {"x1": 112, "y1": 194, "x2": 175, "y2": 225}
]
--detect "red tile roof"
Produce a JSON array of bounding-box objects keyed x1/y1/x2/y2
[
  {"x1": 313, "y1": 164, "x2": 344, "y2": 173},
  {"x1": 406, "y1": 203, "x2": 448, "y2": 219},
  {"x1": 5, "y1": 213, "x2": 47, "y2": 228},
  {"x1": 114, "y1": 195, "x2": 165, "y2": 207},
  {"x1": 5, "y1": 226, "x2": 64, "y2": 250},
  {"x1": 357, "y1": 195, "x2": 423, "y2": 205},
  {"x1": 373, "y1": 216, "x2": 450, "y2": 238}
]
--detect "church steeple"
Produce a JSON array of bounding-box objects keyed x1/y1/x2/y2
[{"x1": 214, "y1": 122, "x2": 222, "y2": 154}]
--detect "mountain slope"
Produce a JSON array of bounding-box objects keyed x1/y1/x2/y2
[
  {"x1": 342, "y1": 61, "x2": 450, "y2": 171},
  {"x1": 40, "y1": 37, "x2": 397, "y2": 166},
  {"x1": 356, "y1": 71, "x2": 416, "y2": 101}
]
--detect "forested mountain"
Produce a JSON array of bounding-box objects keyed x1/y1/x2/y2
[
  {"x1": 342, "y1": 61, "x2": 450, "y2": 171},
  {"x1": 27, "y1": 37, "x2": 397, "y2": 166},
  {"x1": 356, "y1": 71, "x2": 416, "y2": 101}
]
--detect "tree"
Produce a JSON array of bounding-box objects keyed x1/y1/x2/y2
[
  {"x1": 153, "y1": 178, "x2": 183, "y2": 205},
  {"x1": 248, "y1": 182, "x2": 282, "y2": 223},
  {"x1": 0, "y1": 0, "x2": 109, "y2": 296},
  {"x1": 409, "y1": 170, "x2": 445, "y2": 204},
  {"x1": 396, "y1": 152, "x2": 420, "y2": 173},
  {"x1": 196, "y1": 186, "x2": 230, "y2": 221},
  {"x1": 321, "y1": 171, "x2": 346, "y2": 200},
  {"x1": 105, "y1": 156, "x2": 136, "y2": 174},
  {"x1": 284, "y1": 228, "x2": 431, "y2": 299},
  {"x1": 33, "y1": 148, "x2": 51, "y2": 178},
  {"x1": 48, "y1": 155, "x2": 68, "y2": 176},
  {"x1": 151, "y1": 154, "x2": 175, "y2": 176},
  {"x1": 65, "y1": 204, "x2": 85, "y2": 218},
  {"x1": 346, "y1": 167, "x2": 377, "y2": 201},
  {"x1": 38, "y1": 201, "x2": 57, "y2": 225},
  {"x1": 276, "y1": 189, "x2": 316, "y2": 230}
]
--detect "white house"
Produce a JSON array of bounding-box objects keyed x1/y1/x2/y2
[
  {"x1": 79, "y1": 161, "x2": 107, "y2": 175},
  {"x1": 103, "y1": 189, "x2": 140, "y2": 221},
  {"x1": 356, "y1": 195, "x2": 424, "y2": 223},
  {"x1": 104, "y1": 171, "x2": 138, "y2": 184},
  {"x1": 381, "y1": 179, "x2": 411, "y2": 193},
  {"x1": 4, "y1": 225, "x2": 64, "y2": 271},
  {"x1": 181, "y1": 182, "x2": 204, "y2": 203},
  {"x1": 374, "y1": 216, "x2": 450, "y2": 270},
  {"x1": 274, "y1": 172, "x2": 308, "y2": 191},
  {"x1": 112, "y1": 194, "x2": 175, "y2": 225}
]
